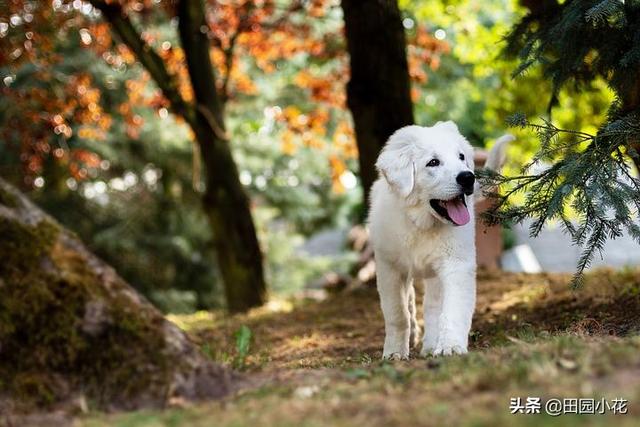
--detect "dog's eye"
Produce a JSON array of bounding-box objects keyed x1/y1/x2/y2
[
  {"x1": 426, "y1": 159, "x2": 440, "y2": 167},
  {"x1": 459, "y1": 153, "x2": 465, "y2": 161}
]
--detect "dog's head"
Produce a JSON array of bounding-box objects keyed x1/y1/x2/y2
[{"x1": 376, "y1": 122, "x2": 475, "y2": 226}]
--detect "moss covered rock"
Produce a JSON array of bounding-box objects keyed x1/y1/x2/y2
[{"x1": 0, "y1": 178, "x2": 236, "y2": 411}]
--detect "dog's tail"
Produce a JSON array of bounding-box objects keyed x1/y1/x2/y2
[
  {"x1": 475, "y1": 134, "x2": 514, "y2": 200},
  {"x1": 484, "y1": 134, "x2": 514, "y2": 172}
]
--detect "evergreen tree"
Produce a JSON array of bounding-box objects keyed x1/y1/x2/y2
[{"x1": 482, "y1": 0, "x2": 640, "y2": 285}]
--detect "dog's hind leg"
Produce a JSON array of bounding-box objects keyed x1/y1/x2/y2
[
  {"x1": 377, "y1": 260, "x2": 411, "y2": 360},
  {"x1": 407, "y1": 278, "x2": 420, "y2": 349}
]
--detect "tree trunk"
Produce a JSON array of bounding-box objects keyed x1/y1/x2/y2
[
  {"x1": 194, "y1": 122, "x2": 267, "y2": 312},
  {"x1": 0, "y1": 178, "x2": 236, "y2": 411},
  {"x1": 341, "y1": 0, "x2": 414, "y2": 212},
  {"x1": 178, "y1": 0, "x2": 266, "y2": 312},
  {"x1": 91, "y1": 0, "x2": 267, "y2": 312}
]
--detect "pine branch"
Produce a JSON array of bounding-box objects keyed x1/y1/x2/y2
[
  {"x1": 481, "y1": 113, "x2": 640, "y2": 283},
  {"x1": 585, "y1": 0, "x2": 624, "y2": 25}
]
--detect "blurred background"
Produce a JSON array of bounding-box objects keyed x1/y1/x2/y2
[{"x1": 0, "y1": 0, "x2": 622, "y2": 313}]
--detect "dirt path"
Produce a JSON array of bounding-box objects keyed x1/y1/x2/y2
[{"x1": 179, "y1": 269, "x2": 640, "y2": 371}]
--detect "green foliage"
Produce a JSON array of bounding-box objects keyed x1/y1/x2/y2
[
  {"x1": 403, "y1": 0, "x2": 527, "y2": 146},
  {"x1": 481, "y1": 0, "x2": 640, "y2": 286},
  {"x1": 30, "y1": 114, "x2": 223, "y2": 312},
  {"x1": 403, "y1": 0, "x2": 613, "y2": 168},
  {"x1": 505, "y1": 0, "x2": 638, "y2": 110},
  {"x1": 0, "y1": 8, "x2": 358, "y2": 312},
  {"x1": 0, "y1": 11, "x2": 223, "y2": 311},
  {"x1": 481, "y1": 115, "x2": 640, "y2": 287},
  {"x1": 4, "y1": 0, "x2": 631, "y2": 312},
  {"x1": 233, "y1": 325, "x2": 253, "y2": 369}
]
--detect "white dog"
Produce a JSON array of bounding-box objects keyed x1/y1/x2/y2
[{"x1": 368, "y1": 122, "x2": 512, "y2": 359}]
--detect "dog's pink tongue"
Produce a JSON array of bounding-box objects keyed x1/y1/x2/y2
[{"x1": 443, "y1": 199, "x2": 470, "y2": 226}]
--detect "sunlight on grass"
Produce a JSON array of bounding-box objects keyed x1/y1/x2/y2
[
  {"x1": 166, "y1": 311, "x2": 219, "y2": 332},
  {"x1": 168, "y1": 299, "x2": 295, "y2": 332},
  {"x1": 489, "y1": 281, "x2": 550, "y2": 312}
]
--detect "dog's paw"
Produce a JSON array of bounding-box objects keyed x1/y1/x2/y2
[
  {"x1": 382, "y1": 336, "x2": 410, "y2": 361},
  {"x1": 382, "y1": 351, "x2": 410, "y2": 361},
  {"x1": 430, "y1": 344, "x2": 467, "y2": 357}
]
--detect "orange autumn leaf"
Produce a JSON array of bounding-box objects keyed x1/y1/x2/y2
[
  {"x1": 329, "y1": 155, "x2": 347, "y2": 194},
  {"x1": 333, "y1": 121, "x2": 358, "y2": 159},
  {"x1": 281, "y1": 130, "x2": 297, "y2": 155}
]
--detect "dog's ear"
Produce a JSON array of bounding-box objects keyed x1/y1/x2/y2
[
  {"x1": 435, "y1": 120, "x2": 459, "y2": 134},
  {"x1": 376, "y1": 126, "x2": 420, "y2": 197}
]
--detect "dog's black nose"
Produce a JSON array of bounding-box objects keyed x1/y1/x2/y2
[{"x1": 456, "y1": 171, "x2": 475, "y2": 195}]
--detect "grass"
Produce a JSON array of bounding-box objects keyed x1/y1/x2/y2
[{"x1": 21, "y1": 269, "x2": 640, "y2": 426}]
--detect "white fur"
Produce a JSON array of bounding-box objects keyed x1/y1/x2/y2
[{"x1": 368, "y1": 122, "x2": 510, "y2": 359}]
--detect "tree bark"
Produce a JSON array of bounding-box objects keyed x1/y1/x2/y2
[
  {"x1": 341, "y1": 0, "x2": 414, "y2": 212},
  {"x1": 177, "y1": 0, "x2": 267, "y2": 312},
  {"x1": 618, "y1": 68, "x2": 640, "y2": 173},
  {"x1": 91, "y1": 0, "x2": 266, "y2": 312}
]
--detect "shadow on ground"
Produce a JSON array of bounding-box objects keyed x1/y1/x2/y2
[{"x1": 180, "y1": 269, "x2": 640, "y2": 371}]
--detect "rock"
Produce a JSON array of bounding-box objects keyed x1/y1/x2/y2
[{"x1": 0, "y1": 178, "x2": 237, "y2": 412}]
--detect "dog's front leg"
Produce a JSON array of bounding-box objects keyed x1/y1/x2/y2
[
  {"x1": 432, "y1": 262, "x2": 476, "y2": 356},
  {"x1": 420, "y1": 276, "x2": 443, "y2": 356},
  {"x1": 377, "y1": 260, "x2": 411, "y2": 360}
]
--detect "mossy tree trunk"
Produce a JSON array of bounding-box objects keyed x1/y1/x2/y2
[
  {"x1": 340, "y1": 0, "x2": 414, "y2": 214},
  {"x1": 89, "y1": 0, "x2": 266, "y2": 313},
  {"x1": 177, "y1": 0, "x2": 267, "y2": 312},
  {"x1": 0, "y1": 178, "x2": 235, "y2": 411}
]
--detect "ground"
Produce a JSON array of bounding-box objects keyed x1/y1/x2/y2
[{"x1": 60, "y1": 269, "x2": 640, "y2": 425}]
